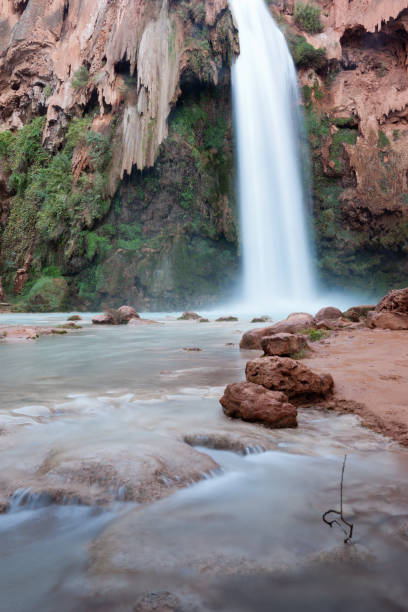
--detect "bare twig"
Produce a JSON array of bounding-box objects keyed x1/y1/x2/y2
[{"x1": 322, "y1": 454, "x2": 354, "y2": 543}]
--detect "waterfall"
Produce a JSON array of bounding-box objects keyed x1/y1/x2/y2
[{"x1": 230, "y1": 0, "x2": 316, "y2": 311}]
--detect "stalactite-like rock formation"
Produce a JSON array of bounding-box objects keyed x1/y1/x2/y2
[{"x1": 0, "y1": 0, "x2": 237, "y2": 178}]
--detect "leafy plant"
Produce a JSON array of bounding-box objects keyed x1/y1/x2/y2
[
  {"x1": 301, "y1": 328, "x2": 329, "y2": 341},
  {"x1": 378, "y1": 130, "x2": 390, "y2": 149},
  {"x1": 290, "y1": 35, "x2": 326, "y2": 70},
  {"x1": 294, "y1": 2, "x2": 323, "y2": 34},
  {"x1": 43, "y1": 84, "x2": 53, "y2": 99},
  {"x1": 72, "y1": 65, "x2": 89, "y2": 90}
]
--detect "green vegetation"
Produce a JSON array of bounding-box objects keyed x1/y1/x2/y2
[
  {"x1": 294, "y1": 2, "x2": 323, "y2": 34},
  {"x1": 43, "y1": 84, "x2": 53, "y2": 99},
  {"x1": 291, "y1": 348, "x2": 307, "y2": 359},
  {"x1": 0, "y1": 113, "x2": 113, "y2": 304},
  {"x1": 290, "y1": 35, "x2": 326, "y2": 70},
  {"x1": 329, "y1": 128, "x2": 357, "y2": 173},
  {"x1": 301, "y1": 328, "x2": 329, "y2": 342},
  {"x1": 25, "y1": 277, "x2": 69, "y2": 312},
  {"x1": 72, "y1": 65, "x2": 89, "y2": 90},
  {"x1": 378, "y1": 130, "x2": 390, "y2": 149}
]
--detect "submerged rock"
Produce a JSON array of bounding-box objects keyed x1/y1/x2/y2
[
  {"x1": 251, "y1": 316, "x2": 271, "y2": 323},
  {"x1": 178, "y1": 312, "x2": 202, "y2": 320},
  {"x1": 220, "y1": 382, "x2": 297, "y2": 428},
  {"x1": 240, "y1": 312, "x2": 315, "y2": 350},
  {"x1": 245, "y1": 356, "x2": 334, "y2": 402},
  {"x1": 92, "y1": 309, "x2": 129, "y2": 325},
  {"x1": 92, "y1": 313, "x2": 114, "y2": 325},
  {"x1": 261, "y1": 333, "x2": 308, "y2": 357}
]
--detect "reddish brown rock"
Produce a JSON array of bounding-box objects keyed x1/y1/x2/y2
[
  {"x1": 220, "y1": 382, "x2": 297, "y2": 429},
  {"x1": 67, "y1": 315, "x2": 82, "y2": 321},
  {"x1": 178, "y1": 312, "x2": 202, "y2": 320},
  {"x1": 14, "y1": 257, "x2": 32, "y2": 295},
  {"x1": 245, "y1": 356, "x2": 334, "y2": 401},
  {"x1": 240, "y1": 326, "x2": 276, "y2": 350},
  {"x1": 366, "y1": 311, "x2": 408, "y2": 330},
  {"x1": 316, "y1": 319, "x2": 335, "y2": 330},
  {"x1": 315, "y1": 306, "x2": 343, "y2": 322},
  {"x1": 343, "y1": 305, "x2": 375, "y2": 322},
  {"x1": 240, "y1": 312, "x2": 315, "y2": 350},
  {"x1": 261, "y1": 333, "x2": 307, "y2": 357},
  {"x1": 376, "y1": 288, "x2": 408, "y2": 314},
  {"x1": 92, "y1": 313, "x2": 114, "y2": 325},
  {"x1": 118, "y1": 305, "x2": 140, "y2": 321}
]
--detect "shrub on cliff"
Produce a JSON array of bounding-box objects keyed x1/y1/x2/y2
[
  {"x1": 72, "y1": 65, "x2": 89, "y2": 90},
  {"x1": 294, "y1": 2, "x2": 323, "y2": 34},
  {"x1": 290, "y1": 35, "x2": 326, "y2": 70}
]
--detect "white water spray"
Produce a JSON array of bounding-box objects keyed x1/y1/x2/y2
[{"x1": 230, "y1": 0, "x2": 316, "y2": 312}]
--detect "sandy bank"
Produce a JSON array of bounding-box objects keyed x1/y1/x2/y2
[{"x1": 303, "y1": 328, "x2": 408, "y2": 446}]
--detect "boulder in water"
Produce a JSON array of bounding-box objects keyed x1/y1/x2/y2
[
  {"x1": 67, "y1": 315, "x2": 82, "y2": 321},
  {"x1": 251, "y1": 316, "x2": 271, "y2": 323},
  {"x1": 92, "y1": 308, "x2": 129, "y2": 325},
  {"x1": 178, "y1": 311, "x2": 201, "y2": 320},
  {"x1": 216, "y1": 316, "x2": 238, "y2": 322},
  {"x1": 240, "y1": 312, "x2": 315, "y2": 350},
  {"x1": 245, "y1": 356, "x2": 333, "y2": 401},
  {"x1": 261, "y1": 333, "x2": 308, "y2": 357},
  {"x1": 92, "y1": 313, "x2": 113, "y2": 325},
  {"x1": 220, "y1": 382, "x2": 297, "y2": 428},
  {"x1": 118, "y1": 305, "x2": 140, "y2": 321},
  {"x1": 315, "y1": 307, "x2": 343, "y2": 322}
]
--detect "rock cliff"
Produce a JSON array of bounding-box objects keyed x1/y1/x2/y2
[
  {"x1": 273, "y1": 0, "x2": 408, "y2": 294},
  {"x1": 0, "y1": 0, "x2": 238, "y2": 310},
  {"x1": 2, "y1": 0, "x2": 408, "y2": 310}
]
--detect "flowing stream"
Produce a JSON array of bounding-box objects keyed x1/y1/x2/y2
[
  {"x1": 0, "y1": 315, "x2": 407, "y2": 611},
  {"x1": 230, "y1": 0, "x2": 316, "y2": 311}
]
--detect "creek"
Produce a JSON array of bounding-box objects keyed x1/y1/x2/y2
[{"x1": 0, "y1": 315, "x2": 407, "y2": 611}]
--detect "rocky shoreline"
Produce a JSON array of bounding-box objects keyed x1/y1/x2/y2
[{"x1": 222, "y1": 287, "x2": 408, "y2": 447}]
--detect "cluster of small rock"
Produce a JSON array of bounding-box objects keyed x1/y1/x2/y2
[
  {"x1": 221, "y1": 310, "x2": 337, "y2": 430},
  {"x1": 220, "y1": 288, "x2": 408, "y2": 430}
]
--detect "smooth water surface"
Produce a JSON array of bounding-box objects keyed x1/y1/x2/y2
[{"x1": 0, "y1": 315, "x2": 407, "y2": 611}]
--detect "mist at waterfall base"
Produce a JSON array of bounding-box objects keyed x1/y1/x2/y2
[{"x1": 224, "y1": 0, "x2": 369, "y2": 318}]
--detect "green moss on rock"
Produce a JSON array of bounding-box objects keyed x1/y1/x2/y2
[{"x1": 25, "y1": 277, "x2": 69, "y2": 312}]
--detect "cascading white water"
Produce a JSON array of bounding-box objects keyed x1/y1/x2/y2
[{"x1": 230, "y1": 0, "x2": 316, "y2": 311}]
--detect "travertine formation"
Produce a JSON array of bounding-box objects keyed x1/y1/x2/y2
[{"x1": 0, "y1": 0, "x2": 237, "y2": 179}]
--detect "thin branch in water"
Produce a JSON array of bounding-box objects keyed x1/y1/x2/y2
[{"x1": 322, "y1": 454, "x2": 354, "y2": 543}]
